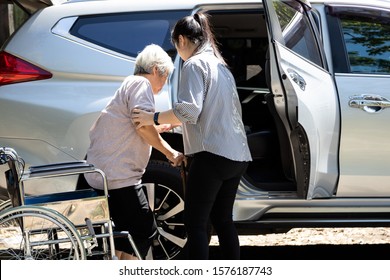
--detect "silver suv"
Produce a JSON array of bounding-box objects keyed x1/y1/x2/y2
[{"x1": 1, "y1": 0, "x2": 390, "y2": 259}]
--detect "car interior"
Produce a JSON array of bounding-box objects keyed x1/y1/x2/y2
[{"x1": 209, "y1": 10, "x2": 295, "y2": 192}]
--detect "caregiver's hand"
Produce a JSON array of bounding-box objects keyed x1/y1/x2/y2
[{"x1": 132, "y1": 108, "x2": 154, "y2": 129}]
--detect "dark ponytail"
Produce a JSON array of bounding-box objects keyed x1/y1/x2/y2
[{"x1": 171, "y1": 12, "x2": 226, "y2": 65}]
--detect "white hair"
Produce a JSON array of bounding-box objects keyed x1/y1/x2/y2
[{"x1": 134, "y1": 44, "x2": 174, "y2": 76}]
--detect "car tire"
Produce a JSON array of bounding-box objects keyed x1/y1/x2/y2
[{"x1": 142, "y1": 160, "x2": 188, "y2": 260}]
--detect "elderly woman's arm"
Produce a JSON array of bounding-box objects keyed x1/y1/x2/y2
[{"x1": 135, "y1": 124, "x2": 185, "y2": 166}]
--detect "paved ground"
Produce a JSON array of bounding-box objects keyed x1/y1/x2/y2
[
  {"x1": 210, "y1": 227, "x2": 390, "y2": 246},
  {"x1": 210, "y1": 243, "x2": 390, "y2": 260},
  {"x1": 209, "y1": 227, "x2": 390, "y2": 259}
]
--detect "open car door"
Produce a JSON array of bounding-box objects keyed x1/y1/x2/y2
[{"x1": 262, "y1": 0, "x2": 340, "y2": 199}]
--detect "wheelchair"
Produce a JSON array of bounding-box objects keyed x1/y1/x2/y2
[{"x1": 0, "y1": 147, "x2": 141, "y2": 260}]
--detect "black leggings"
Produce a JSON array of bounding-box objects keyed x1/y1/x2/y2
[
  {"x1": 97, "y1": 185, "x2": 156, "y2": 258},
  {"x1": 184, "y1": 152, "x2": 249, "y2": 259}
]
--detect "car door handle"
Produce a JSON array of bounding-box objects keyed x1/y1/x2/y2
[
  {"x1": 349, "y1": 94, "x2": 390, "y2": 113},
  {"x1": 287, "y1": 68, "x2": 306, "y2": 91}
]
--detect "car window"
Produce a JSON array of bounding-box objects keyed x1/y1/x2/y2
[
  {"x1": 327, "y1": 5, "x2": 390, "y2": 74},
  {"x1": 340, "y1": 16, "x2": 390, "y2": 74},
  {"x1": 70, "y1": 10, "x2": 189, "y2": 58},
  {"x1": 271, "y1": 0, "x2": 322, "y2": 66}
]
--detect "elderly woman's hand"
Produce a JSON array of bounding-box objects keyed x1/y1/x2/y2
[
  {"x1": 167, "y1": 151, "x2": 187, "y2": 167},
  {"x1": 156, "y1": 124, "x2": 173, "y2": 133},
  {"x1": 132, "y1": 108, "x2": 154, "y2": 128}
]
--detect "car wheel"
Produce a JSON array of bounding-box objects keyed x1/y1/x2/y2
[{"x1": 142, "y1": 160, "x2": 187, "y2": 260}]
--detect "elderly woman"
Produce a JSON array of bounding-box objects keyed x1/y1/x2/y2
[{"x1": 84, "y1": 44, "x2": 185, "y2": 260}]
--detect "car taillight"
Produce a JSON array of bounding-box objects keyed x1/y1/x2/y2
[{"x1": 0, "y1": 51, "x2": 52, "y2": 86}]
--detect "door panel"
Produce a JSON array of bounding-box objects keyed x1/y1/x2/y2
[
  {"x1": 326, "y1": 5, "x2": 390, "y2": 196},
  {"x1": 337, "y1": 75, "x2": 390, "y2": 196}
]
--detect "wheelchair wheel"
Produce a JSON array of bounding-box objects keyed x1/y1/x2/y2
[
  {"x1": 0, "y1": 206, "x2": 86, "y2": 260},
  {"x1": 0, "y1": 199, "x2": 11, "y2": 212}
]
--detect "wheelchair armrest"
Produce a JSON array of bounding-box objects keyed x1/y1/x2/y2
[
  {"x1": 27, "y1": 161, "x2": 95, "y2": 178},
  {"x1": 21, "y1": 161, "x2": 109, "y2": 198},
  {"x1": 29, "y1": 160, "x2": 91, "y2": 172}
]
